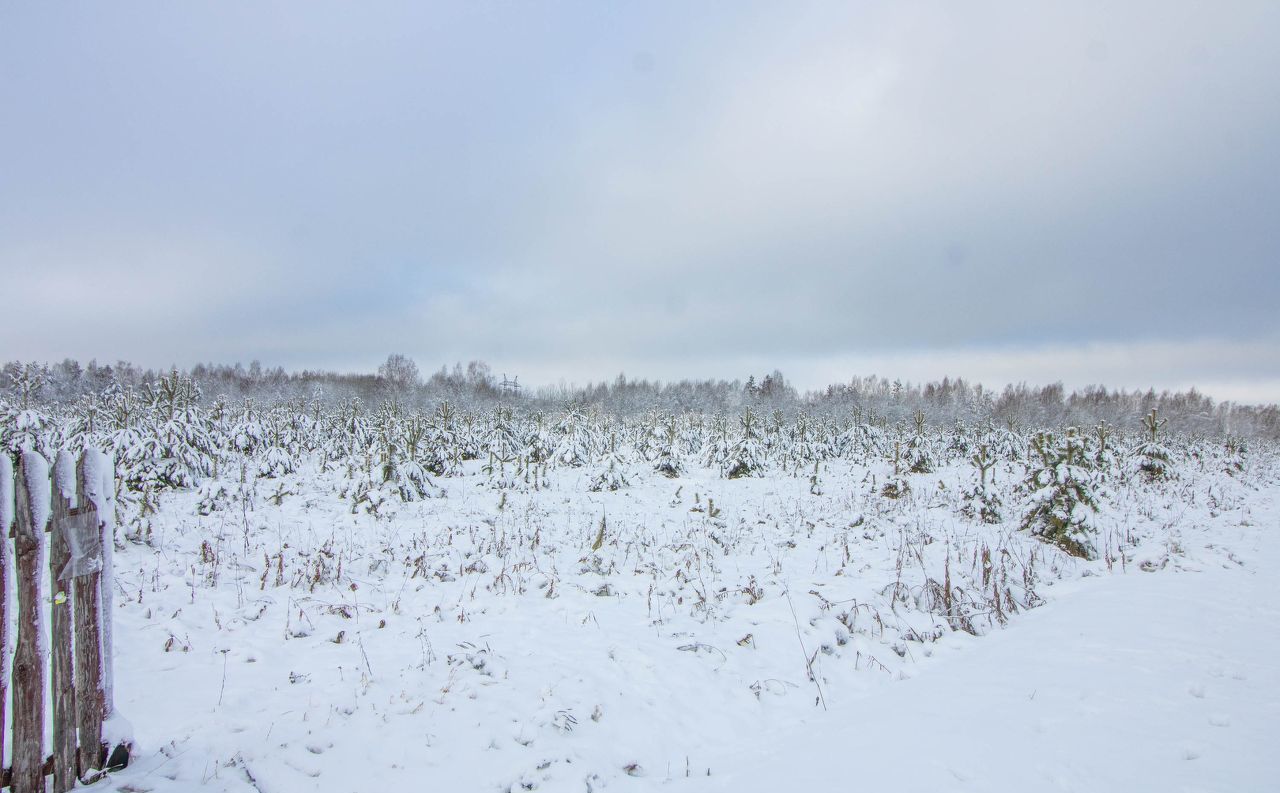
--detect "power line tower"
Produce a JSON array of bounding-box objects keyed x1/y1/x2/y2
[{"x1": 499, "y1": 374, "x2": 522, "y2": 400}]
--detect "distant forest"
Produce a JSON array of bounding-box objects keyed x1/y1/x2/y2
[{"x1": 3, "y1": 355, "x2": 1277, "y2": 439}]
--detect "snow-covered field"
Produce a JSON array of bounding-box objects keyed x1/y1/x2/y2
[{"x1": 83, "y1": 434, "x2": 1276, "y2": 793}]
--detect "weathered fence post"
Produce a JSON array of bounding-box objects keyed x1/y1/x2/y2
[
  {"x1": 74, "y1": 452, "x2": 108, "y2": 777},
  {"x1": 0, "y1": 452, "x2": 13, "y2": 774},
  {"x1": 49, "y1": 451, "x2": 80, "y2": 792},
  {"x1": 12, "y1": 451, "x2": 49, "y2": 793}
]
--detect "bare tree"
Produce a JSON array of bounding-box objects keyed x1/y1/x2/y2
[{"x1": 378, "y1": 354, "x2": 421, "y2": 395}]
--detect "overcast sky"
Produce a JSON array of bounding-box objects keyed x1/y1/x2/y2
[{"x1": 2, "y1": 2, "x2": 1278, "y2": 400}]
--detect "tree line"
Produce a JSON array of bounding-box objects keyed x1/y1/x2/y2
[{"x1": 3, "y1": 355, "x2": 1276, "y2": 439}]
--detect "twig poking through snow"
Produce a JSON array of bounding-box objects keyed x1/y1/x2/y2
[{"x1": 785, "y1": 587, "x2": 827, "y2": 711}]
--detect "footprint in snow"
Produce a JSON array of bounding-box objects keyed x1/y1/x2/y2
[
  {"x1": 284, "y1": 758, "x2": 322, "y2": 778},
  {"x1": 1188, "y1": 684, "x2": 1206, "y2": 699},
  {"x1": 1208, "y1": 714, "x2": 1231, "y2": 727}
]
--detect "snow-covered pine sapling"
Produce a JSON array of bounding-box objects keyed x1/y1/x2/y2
[
  {"x1": 395, "y1": 413, "x2": 438, "y2": 499},
  {"x1": 722, "y1": 408, "x2": 765, "y2": 479},
  {"x1": 481, "y1": 407, "x2": 522, "y2": 490},
  {"x1": 551, "y1": 407, "x2": 596, "y2": 468},
  {"x1": 458, "y1": 411, "x2": 482, "y2": 461},
  {"x1": 425, "y1": 400, "x2": 463, "y2": 477},
  {"x1": 903, "y1": 410, "x2": 934, "y2": 474},
  {"x1": 195, "y1": 482, "x2": 231, "y2": 515},
  {"x1": 257, "y1": 422, "x2": 296, "y2": 480},
  {"x1": 764, "y1": 409, "x2": 785, "y2": 462},
  {"x1": 522, "y1": 411, "x2": 554, "y2": 465},
  {"x1": 654, "y1": 416, "x2": 682, "y2": 478},
  {"x1": 1021, "y1": 429, "x2": 1099, "y2": 559},
  {"x1": 348, "y1": 403, "x2": 406, "y2": 514},
  {"x1": 1131, "y1": 408, "x2": 1174, "y2": 482},
  {"x1": 881, "y1": 440, "x2": 910, "y2": 499},
  {"x1": 1223, "y1": 436, "x2": 1247, "y2": 477},
  {"x1": 589, "y1": 434, "x2": 629, "y2": 492},
  {"x1": 700, "y1": 415, "x2": 732, "y2": 471},
  {"x1": 1094, "y1": 420, "x2": 1115, "y2": 470},
  {"x1": 0, "y1": 363, "x2": 53, "y2": 456},
  {"x1": 961, "y1": 444, "x2": 1002, "y2": 523}
]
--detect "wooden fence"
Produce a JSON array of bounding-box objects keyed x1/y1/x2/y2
[{"x1": 0, "y1": 449, "x2": 126, "y2": 793}]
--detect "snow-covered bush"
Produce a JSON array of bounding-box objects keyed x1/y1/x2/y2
[
  {"x1": 904, "y1": 410, "x2": 936, "y2": 474},
  {"x1": 1021, "y1": 429, "x2": 1099, "y2": 559},
  {"x1": 960, "y1": 444, "x2": 1002, "y2": 524},
  {"x1": 589, "y1": 434, "x2": 630, "y2": 492},
  {"x1": 721, "y1": 408, "x2": 766, "y2": 479},
  {"x1": 1130, "y1": 408, "x2": 1175, "y2": 482}
]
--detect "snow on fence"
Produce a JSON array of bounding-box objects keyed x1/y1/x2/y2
[{"x1": 0, "y1": 449, "x2": 128, "y2": 793}]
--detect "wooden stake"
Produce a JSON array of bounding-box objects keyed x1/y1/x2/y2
[
  {"x1": 49, "y1": 452, "x2": 78, "y2": 793},
  {"x1": 12, "y1": 453, "x2": 46, "y2": 793},
  {"x1": 74, "y1": 453, "x2": 107, "y2": 777}
]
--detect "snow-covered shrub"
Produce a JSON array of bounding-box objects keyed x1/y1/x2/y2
[
  {"x1": 880, "y1": 441, "x2": 911, "y2": 500},
  {"x1": 1020, "y1": 429, "x2": 1098, "y2": 559},
  {"x1": 1130, "y1": 408, "x2": 1175, "y2": 482},
  {"x1": 721, "y1": 408, "x2": 766, "y2": 479},
  {"x1": 904, "y1": 410, "x2": 935, "y2": 474},
  {"x1": 960, "y1": 444, "x2": 1002, "y2": 524},
  {"x1": 551, "y1": 407, "x2": 596, "y2": 468},
  {"x1": 257, "y1": 442, "x2": 296, "y2": 479},
  {"x1": 1222, "y1": 436, "x2": 1247, "y2": 477},
  {"x1": 522, "y1": 411, "x2": 556, "y2": 465},
  {"x1": 653, "y1": 416, "x2": 683, "y2": 478},
  {"x1": 424, "y1": 401, "x2": 464, "y2": 476},
  {"x1": 589, "y1": 435, "x2": 630, "y2": 492},
  {"x1": 836, "y1": 413, "x2": 886, "y2": 460},
  {"x1": 0, "y1": 363, "x2": 54, "y2": 456}
]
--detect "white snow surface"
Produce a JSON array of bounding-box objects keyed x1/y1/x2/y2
[
  {"x1": 91, "y1": 458, "x2": 1278, "y2": 793},
  {"x1": 691, "y1": 541, "x2": 1279, "y2": 793},
  {"x1": 20, "y1": 450, "x2": 50, "y2": 537},
  {"x1": 0, "y1": 451, "x2": 13, "y2": 533},
  {"x1": 19, "y1": 450, "x2": 50, "y2": 676},
  {"x1": 54, "y1": 449, "x2": 77, "y2": 502},
  {"x1": 0, "y1": 452, "x2": 12, "y2": 681},
  {"x1": 83, "y1": 446, "x2": 119, "y2": 711}
]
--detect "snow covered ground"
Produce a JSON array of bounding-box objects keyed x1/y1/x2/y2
[
  {"x1": 85, "y1": 449, "x2": 1278, "y2": 793},
  {"x1": 694, "y1": 524, "x2": 1280, "y2": 793}
]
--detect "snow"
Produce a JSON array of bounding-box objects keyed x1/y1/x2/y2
[
  {"x1": 0, "y1": 452, "x2": 14, "y2": 532},
  {"x1": 20, "y1": 450, "x2": 50, "y2": 537},
  {"x1": 82, "y1": 452, "x2": 1279, "y2": 793},
  {"x1": 53, "y1": 449, "x2": 76, "y2": 502},
  {"x1": 691, "y1": 536, "x2": 1280, "y2": 792},
  {"x1": 19, "y1": 450, "x2": 50, "y2": 676},
  {"x1": 0, "y1": 452, "x2": 12, "y2": 683},
  {"x1": 82, "y1": 447, "x2": 119, "y2": 714}
]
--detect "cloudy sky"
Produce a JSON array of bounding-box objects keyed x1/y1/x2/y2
[{"x1": 2, "y1": 2, "x2": 1278, "y2": 400}]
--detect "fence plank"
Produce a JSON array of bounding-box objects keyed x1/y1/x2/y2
[
  {"x1": 0, "y1": 452, "x2": 13, "y2": 773},
  {"x1": 49, "y1": 452, "x2": 79, "y2": 793},
  {"x1": 74, "y1": 454, "x2": 107, "y2": 777},
  {"x1": 12, "y1": 452, "x2": 48, "y2": 793}
]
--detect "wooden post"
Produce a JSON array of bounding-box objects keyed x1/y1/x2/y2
[
  {"x1": 0, "y1": 452, "x2": 13, "y2": 774},
  {"x1": 12, "y1": 452, "x2": 47, "y2": 793},
  {"x1": 74, "y1": 454, "x2": 107, "y2": 777},
  {"x1": 49, "y1": 451, "x2": 79, "y2": 793}
]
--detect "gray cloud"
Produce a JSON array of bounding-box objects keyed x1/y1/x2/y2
[{"x1": 1, "y1": 2, "x2": 1277, "y2": 400}]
